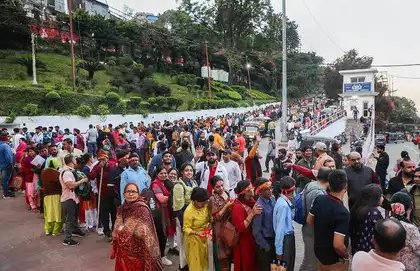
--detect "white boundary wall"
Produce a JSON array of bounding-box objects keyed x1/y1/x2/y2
[{"x1": 0, "y1": 103, "x2": 279, "y2": 131}]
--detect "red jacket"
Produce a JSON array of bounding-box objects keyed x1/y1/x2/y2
[{"x1": 89, "y1": 161, "x2": 116, "y2": 198}]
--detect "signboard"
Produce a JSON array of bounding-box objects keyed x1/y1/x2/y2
[{"x1": 344, "y1": 82, "x2": 372, "y2": 93}]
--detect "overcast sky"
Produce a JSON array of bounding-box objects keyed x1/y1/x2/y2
[{"x1": 105, "y1": 0, "x2": 420, "y2": 110}]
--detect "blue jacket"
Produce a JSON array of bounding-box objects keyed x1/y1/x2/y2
[{"x1": 0, "y1": 142, "x2": 13, "y2": 169}]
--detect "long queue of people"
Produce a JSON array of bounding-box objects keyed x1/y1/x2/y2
[{"x1": 1, "y1": 108, "x2": 419, "y2": 271}]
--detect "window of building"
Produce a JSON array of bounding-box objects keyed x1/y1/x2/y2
[
  {"x1": 350, "y1": 77, "x2": 366, "y2": 83},
  {"x1": 363, "y1": 101, "x2": 369, "y2": 117}
]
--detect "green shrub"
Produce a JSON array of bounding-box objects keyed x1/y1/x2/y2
[
  {"x1": 118, "y1": 55, "x2": 134, "y2": 67},
  {"x1": 45, "y1": 91, "x2": 61, "y2": 102},
  {"x1": 175, "y1": 74, "x2": 197, "y2": 86},
  {"x1": 187, "y1": 100, "x2": 195, "y2": 110},
  {"x1": 155, "y1": 97, "x2": 166, "y2": 108},
  {"x1": 5, "y1": 112, "x2": 16, "y2": 123},
  {"x1": 128, "y1": 97, "x2": 142, "y2": 108},
  {"x1": 23, "y1": 103, "x2": 39, "y2": 116},
  {"x1": 147, "y1": 97, "x2": 157, "y2": 107},
  {"x1": 97, "y1": 104, "x2": 110, "y2": 116},
  {"x1": 116, "y1": 101, "x2": 127, "y2": 115},
  {"x1": 225, "y1": 90, "x2": 242, "y2": 101},
  {"x1": 105, "y1": 91, "x2": 121, "y2": 105},
  {"x1": 73, "y1": 104, "x2": 92, "y2": 118}
]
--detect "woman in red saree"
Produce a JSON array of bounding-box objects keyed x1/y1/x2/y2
[
  {"x1": 231, "y1": 180, "x2": 262, "y2": 271},
  {"x1": 112, "y1": 183, "x2": 163, "y2": 271}
]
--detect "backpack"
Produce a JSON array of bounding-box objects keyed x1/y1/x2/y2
[
  {"x1": 293, "y1": 191, "x2": 305, "y2": 225},
  {"x1": 61, "y1": 169, "x2": 92, "y2": 201},
  {"x1": 141, "y1": 187, "x2": 162, "y2": 220},
  {"x1": 296, "y1": 131, "x2": 303, "y2": 142},
  {"x1": 141, "y1": 180, "x2": 167, "y2": 221}
]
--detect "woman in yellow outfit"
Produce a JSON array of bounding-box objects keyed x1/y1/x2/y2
[{"x1": 183, "y1": 187, "x2": 211, "y2": 271}]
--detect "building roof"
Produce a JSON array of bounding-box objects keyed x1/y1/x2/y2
[{"x1": 339, "y1": 68, "x2": 378, "y2": 75}]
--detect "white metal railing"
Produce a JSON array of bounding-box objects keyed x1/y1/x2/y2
[{"x1": 309, "y1": 109, "x2": 347, "y2": 135}]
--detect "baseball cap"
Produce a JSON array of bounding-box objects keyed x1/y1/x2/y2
[
  {"x1": 222, "y1": 149, "x2": 232, "y2": 155},
  {"x1": 314, "y1": 142, "x2": 327, "y2": 151},
  {"x1": 206, "y1": 148, "x2": 218, "y2": 155}
]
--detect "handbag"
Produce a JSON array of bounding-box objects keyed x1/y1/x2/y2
[
  {"x1": 219, "y1": 219, "x2": 239, "y2": 247},
  {"x1": 219, "y1": 199, "x2": 248, "y2": 247}
]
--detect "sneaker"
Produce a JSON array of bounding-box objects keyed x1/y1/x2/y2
[
  {"x1": 63, "y1": 239, "x2": 79, "y2": 246},
  {"x1": 97, "y1": 228, "x2": 104, "y2": 236},
  {"x1": 52, "y1": 233, "x2": 61, "y2": 236},
  {"x1": 72, "y1": 230, "x2": 86, "y2": 238},
  {"x1": 161, "y1": 256, "x2": 173, "y2": 266},
  {"x1": 79, "y1": 222, "x2": 86, "y2": 228},
  {"x1": 2, "y1": 195, "x2": 12, "y2": 199},
  {"x1": 263, "y1": 170, "x2": 269, "y2": 173},
  {"x1": 45, "y1": 232, "x2": 52, "y2": 236}
]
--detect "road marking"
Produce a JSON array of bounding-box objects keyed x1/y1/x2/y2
[{"x1": 402, "y1": 142, "x2": 420, "y2": 157}]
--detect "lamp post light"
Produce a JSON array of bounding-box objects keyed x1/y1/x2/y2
[{"x1": 246, "y1": 63, "x2": 253, "y2": 103}]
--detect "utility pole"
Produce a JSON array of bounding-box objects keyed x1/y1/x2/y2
[
  {"x1": 281, "y1": 0, "x2": 288, "y2": 142},
  {"x1": 67, "y1": 0, "x2": 76, "y2": 91},
  {"x1": 205, "y1": 42, "x2": 212, "y2": 100},
  {"x1": 246, "y1": 55, "x2": 253, "y2": 103},
  {"x1": 31, "y1": 32, "x2": 38, "y2": 85}
]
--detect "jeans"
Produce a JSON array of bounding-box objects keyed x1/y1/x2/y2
[
  {"x1": 1, "y1": 167, "x2": 12, "y2": 197},
  {"x1": 62, "y1": 199, "x2": 80, "y2": 240},
  {"x1": 299, "y1": 224, "x2": 317, "y2": 271},
  {"x1": 87, "y1": 143, "x2": 97, "y2": 157}
]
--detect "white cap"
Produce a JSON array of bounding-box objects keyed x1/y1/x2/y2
[{"x1": 314, "y1": 142, "x2": 327, "y2": 151}]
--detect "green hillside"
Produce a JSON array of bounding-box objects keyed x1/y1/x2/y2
[{"x1": 0, "y1": 51, "x2": 277, "y2": 119}]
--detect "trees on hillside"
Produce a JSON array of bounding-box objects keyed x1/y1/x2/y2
[{"x1": 0, "y1": 0, "x2": 30, "y2": 49}]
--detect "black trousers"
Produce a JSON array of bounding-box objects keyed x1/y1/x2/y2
[
  {"x1": 154, "y1": 218, "x2": 167, "y2": 257},
  {"x1": 265, "y1": 155, "x2": 276, "y2": 171},
  {"x1": 283, "y1": 233, "x2": 296, "y2": 271},
  {"x1": 99, "y1": 195, "x2": 117, "y2": 235},
  {"x1": 378, "y1": 174, "x2": 387, "y2": 192},
  {"x1": 256, "y1": 238, "x2": 276, "y2": 271},
  {"x1": 62, "y1": 199, "x2": 80, "y2": 240}
]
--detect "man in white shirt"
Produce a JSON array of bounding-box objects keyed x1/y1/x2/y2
[
  {"x1": 220, "y1": 150, "x2": 241, "y2": 198},
  {"x1": 352, "y1": 219, "x2": 406, "y2": 271},
  {"x1": 58, "y1": 138, "x2": 83, "y2": 169},
  {"x1": 127, "y1": 127, "x2": 139, "y2": 149},
  {"x1": 32, "y1": 126, "x2": 44, "y2": 146}
]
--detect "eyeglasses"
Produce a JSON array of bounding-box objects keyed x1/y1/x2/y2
[
  {"x1": 124, "y1": 190, "x2": 138, "y2": 195},
  {"x1": 414, "y1": 175, "x2": 420, "y2": 178}
]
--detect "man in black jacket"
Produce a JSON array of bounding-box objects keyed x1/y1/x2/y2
[
  {"x1": 108, "y1": 151, "x2": 129, "y2": 208},
  {"x1": 273, "y1": 148, "x2": 292, "y2": 182},
  {"x1": 374, "y1": 144, "x2": 390, "y2": 191},
  {"x1": 386, "y1": 158, "x2": 415, "y2": 197},
  {"x1": 175, "y1": 140, "x2": 194, "y2": 171}
]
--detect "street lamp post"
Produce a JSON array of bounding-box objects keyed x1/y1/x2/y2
[
  {"x1": 31, "y1": 33, "x2": 38, "y2": 85},
  {"x1": 246, "y1": 63, "x2": 253, "y2": 103},
  {"x1": 280, "y1": 0, "x2": 288, "y2": 142}
]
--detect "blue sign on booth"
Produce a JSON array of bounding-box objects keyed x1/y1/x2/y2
[{"x1": 343, "y1": 83, "x2": 372, "y2": 93}]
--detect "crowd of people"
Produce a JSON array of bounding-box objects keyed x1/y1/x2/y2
[{"x1": 1, "y1": 101, "x2": 419, "y2": 271}]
